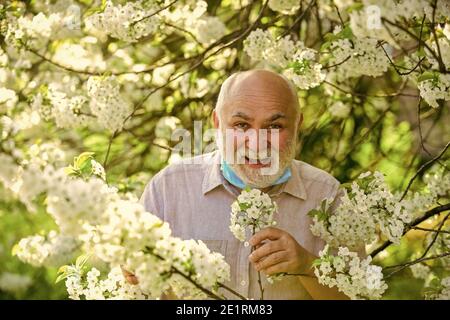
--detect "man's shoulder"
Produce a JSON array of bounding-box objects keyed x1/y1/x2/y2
[
  {"x1": 151, "y1": 151, "x2": 219, "y2": 181},
  {"x1": 292, "y1": 159, "x2": 340, "y2": 188}
]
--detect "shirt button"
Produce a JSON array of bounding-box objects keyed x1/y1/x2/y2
[
  {"x1": 240, "y1": 280, "x2": 246, "y2": 286},
  {"x1": 244, "y1": 241, "x2": 249, "y2": 247}
]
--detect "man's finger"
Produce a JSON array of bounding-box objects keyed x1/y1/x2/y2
[
  {"x1": 262, "y1": 261, "x2": 290, "y2": 276},
  {"x1": 249, "y1": 240, "x2": 283, "y2": 263},
  {"x1": 249, "y1": 227, "x2": 283, "y2": 247},
  {"x1": 254, "y1": 250, "x2": 288, "y2": 272}
]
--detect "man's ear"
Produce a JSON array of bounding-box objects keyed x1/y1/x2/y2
[{"x1": 213, "y1": 110, "x2": 220, "y2": 129}]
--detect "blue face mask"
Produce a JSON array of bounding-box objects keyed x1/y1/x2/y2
[{"x1": 220, "y1": 160, "x2": 291, "y2": 189}]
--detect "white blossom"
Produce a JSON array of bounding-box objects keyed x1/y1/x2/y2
[
  {"x1": 283, "y1": 48, "x2": 326, "y2": 90},
  {"x1": 329, "y1": 101, "x2": 351, "y2": 118},
  {"x1": 314, "y1": 245, "x2": 387, "y2": 300},
  {"x1": 426, "y1": 277, "x2": 450, "y2": 300},
  {"x1": 418, "y1": 74, "x2": 450, "y2": 108},
  {"x1": 191, "y1": 16, "x2": 226, "y2": 45},
  {"x1": 13, "y1": 231, "x2": 79, "y2": 267},
  {"x1": 268, "y1": 0, "x2": 300, "y2": 15},
  {"x1": 86, "y1": 76, "x2": 131, "y2": 132},
  {"x1": 0, "y1": 87, "x2": 18, "y2": 112},
  {"x1": 410, "y1": 263, "x2": 431, "y2": 281},
  {"x1": 328, "y1": 36, "x2": 389, "y2": 79},
  {"x1": 230, "y1": 188, "x2": 278, "y2": 242},
  {"x1": 85, "y1": 1, "x2": 161, "y2": 42},
  {"x1": 65, "y1": 266, "x2": 148, "y2": 300},
  {"x1": 310, "y1": 171, "x2": 413, "y2": 250}
]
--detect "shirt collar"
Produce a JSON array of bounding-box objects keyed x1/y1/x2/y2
[
  {"x1": 282, "y1": 161, "x2": 307, "y2": 200},
  {"x1": 202, "y1": 150, "x2": 307, "y2": 200},
  {"x1": 202, "y1": 151, "x2": 223, "y2": 195}
]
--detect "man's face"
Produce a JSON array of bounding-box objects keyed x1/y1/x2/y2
[{"x1": 215, "y1": 74, "x2": 300, "y2": 189}]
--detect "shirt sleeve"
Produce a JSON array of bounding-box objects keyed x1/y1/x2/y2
[{"x1": 139, "y1": 176, "x2": 165, "y2": 221}]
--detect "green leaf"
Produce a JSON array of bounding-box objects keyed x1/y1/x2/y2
[
  {"x1": 346, "y1": 3, "x2": 364, "y2": 13},
  {"x1": 307, "y1": 208, "x2": 320, "y2": 218},
  {"x1": 11, "y1": 244, "x2": 20, "y2": 256},
  {"x1": 55, "y1": 265, "x2": 69, "y2": 283},
  {"x1": 417, "y1": 71, "x2": 438, "y2": 82},
  {"x1": 311, "y1": 259, "x2": 323, "y2": 268},
  {"x1": 75, "y1": 254, "x2": 90, "y2": 269},
  {"x1": 74, "y1": 152, "x2": 95, "y2": 168},
  {"x1": 341, "y1": 26, "x2": 354, "y2": 39}
]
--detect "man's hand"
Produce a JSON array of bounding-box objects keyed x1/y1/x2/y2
[
  {"x1": 121, "y1": 266, "x2": 139, "y2": 285},
  {"x1": 248, "y1": 227, "x2": 315, "y2": 276}
]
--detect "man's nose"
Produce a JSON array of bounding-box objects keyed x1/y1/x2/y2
[{"x1": 245, "y1": 128, "x2": 270, "y2": 151}]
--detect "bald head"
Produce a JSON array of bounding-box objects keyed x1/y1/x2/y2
[{"x1": 216, "y1": 69, "x2": 300, "y2": 122}]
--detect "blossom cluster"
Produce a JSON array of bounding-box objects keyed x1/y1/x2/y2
[
  {"x1": 64, "y1": 265, "x2": 147, "y2": 300},
  {"x1": 409, "y1": 263, "x2": 431, "y2": 281},
  {"x1": 268, "y1": 0, "x2": 300, "y2": 15},
  {"x1": 85, "y1": 1, "x2": 161, "y2": 42},
  {"x1": 161, "y1": 1, "x2": 226, "y2": 46},
  {"x1": 86, "y1": 76, "x2": 131, "y2": 132},
  {"x1": 309, "y1": 171, "x2": 413, "y2": 250},
  {"x1": 243, "y1": 29, "x2": 325, "y2": 90},
  {"x1": 31, "y1": 75, "x2": 131, "y2": 132},
  {"x1": 13, "y1": 231, "x2": 79, "y2": 268},
  {"x1": 426, "y1": 277, "x2": 450, "y2": 300},
  {"x1": 404, "y1": 164, "x2": 450, "y2": 217},
  {"x1": 418, "y1": 73, "x2": 450, "y2": 109},
  {"x1": 230, "y1": 188, "x2": 278, "y2": 242},
  {"x1": 4, "y1": 7, "x2": 81, "y2": 49},
  {"x1": 327, "y1": 32, "x2": 389, "y2": 80},
  {"x1": 0, "y1": 150, "x2": 231, "y2": 300},
  {"x1": 313, "y1": 245, "x2": 387, "y2": 300}
]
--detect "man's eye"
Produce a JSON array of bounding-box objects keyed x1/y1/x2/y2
[
  {"x1": 234, "y1": 123, "x2": 249, "y2": 130},
  {"x1": 268, "y1": 124, "x2": 283, "y2": 130}
]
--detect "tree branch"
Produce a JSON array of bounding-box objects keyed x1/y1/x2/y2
[{"x1": 370, "y1": 203, "x2": 450, "y2": 258}]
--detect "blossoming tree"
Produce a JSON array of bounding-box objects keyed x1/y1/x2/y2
[{"x1": 0, "y1": 0, "x2": 449, "y2": 299}]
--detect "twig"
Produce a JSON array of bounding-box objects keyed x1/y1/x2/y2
[
  {"x1": 370, "y1": 203, "x2": 450, "y2": 258},
  {"x1": 252, "y1": 224, "x2": 264, "y2": 300},
  {"x1": 323, "y1": 55, "x2": 351, "y2": 69},
  {"x1": 144, "y1": 247, "x2": 225, "y2": 300},
  {"x1": 383, "y1": 251, "x2": 450, "y2": 279},
  {"x1": 381, "y1": 17, "x2": 443, "y2": 69},
  {"x1": 400, "y1": 140, "x2": 450, "y2": 201},
  {"x1": 430, "y1": 0, "x2": 446, "y2": 73},
  {"x1": 131, "y1": 0, "x2": 179, "y2": 26},
  {"x1": 103, "y1": 130, "x2": 118, "y2": 170},
  {"x1": 217, "y1": 283, "x2": 248, "y2": 300},
  {"x1": 323, "y1": 80, "x2": 418, "y2": 98},
  {"x1": 419, "y1": 211, "x2": 450, "y2": 259},
  {"x1": 332, "y1": 1, "x2": 345, "y2": 27},
  {"x1": 279, "y1": 0, "x2": 316, "y2": 38},
  {"x1": 163, "y1": 21, "x2": 202, "y2": 45},
  {"x1": 379, "y1": 42, "x2": 425, "y2": 76},
  {"x1": 411, "y1": 226, "x2": 450, "y2": 234}
]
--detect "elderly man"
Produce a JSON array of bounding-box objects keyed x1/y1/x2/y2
[{"x1": 137, "y1": 69, "x2": 347, "y2": 299}]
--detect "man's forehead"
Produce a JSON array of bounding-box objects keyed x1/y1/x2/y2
[
  {"x1": 230, "y1": 110, "x2": 287, "y2": 121},
  {"x1": 221, "y1": 96, "x2": 296, "y2": 118}
]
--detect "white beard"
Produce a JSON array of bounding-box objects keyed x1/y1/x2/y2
[{"x1": 218, "y1": 131, "x2": 296, "y2": 189}]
